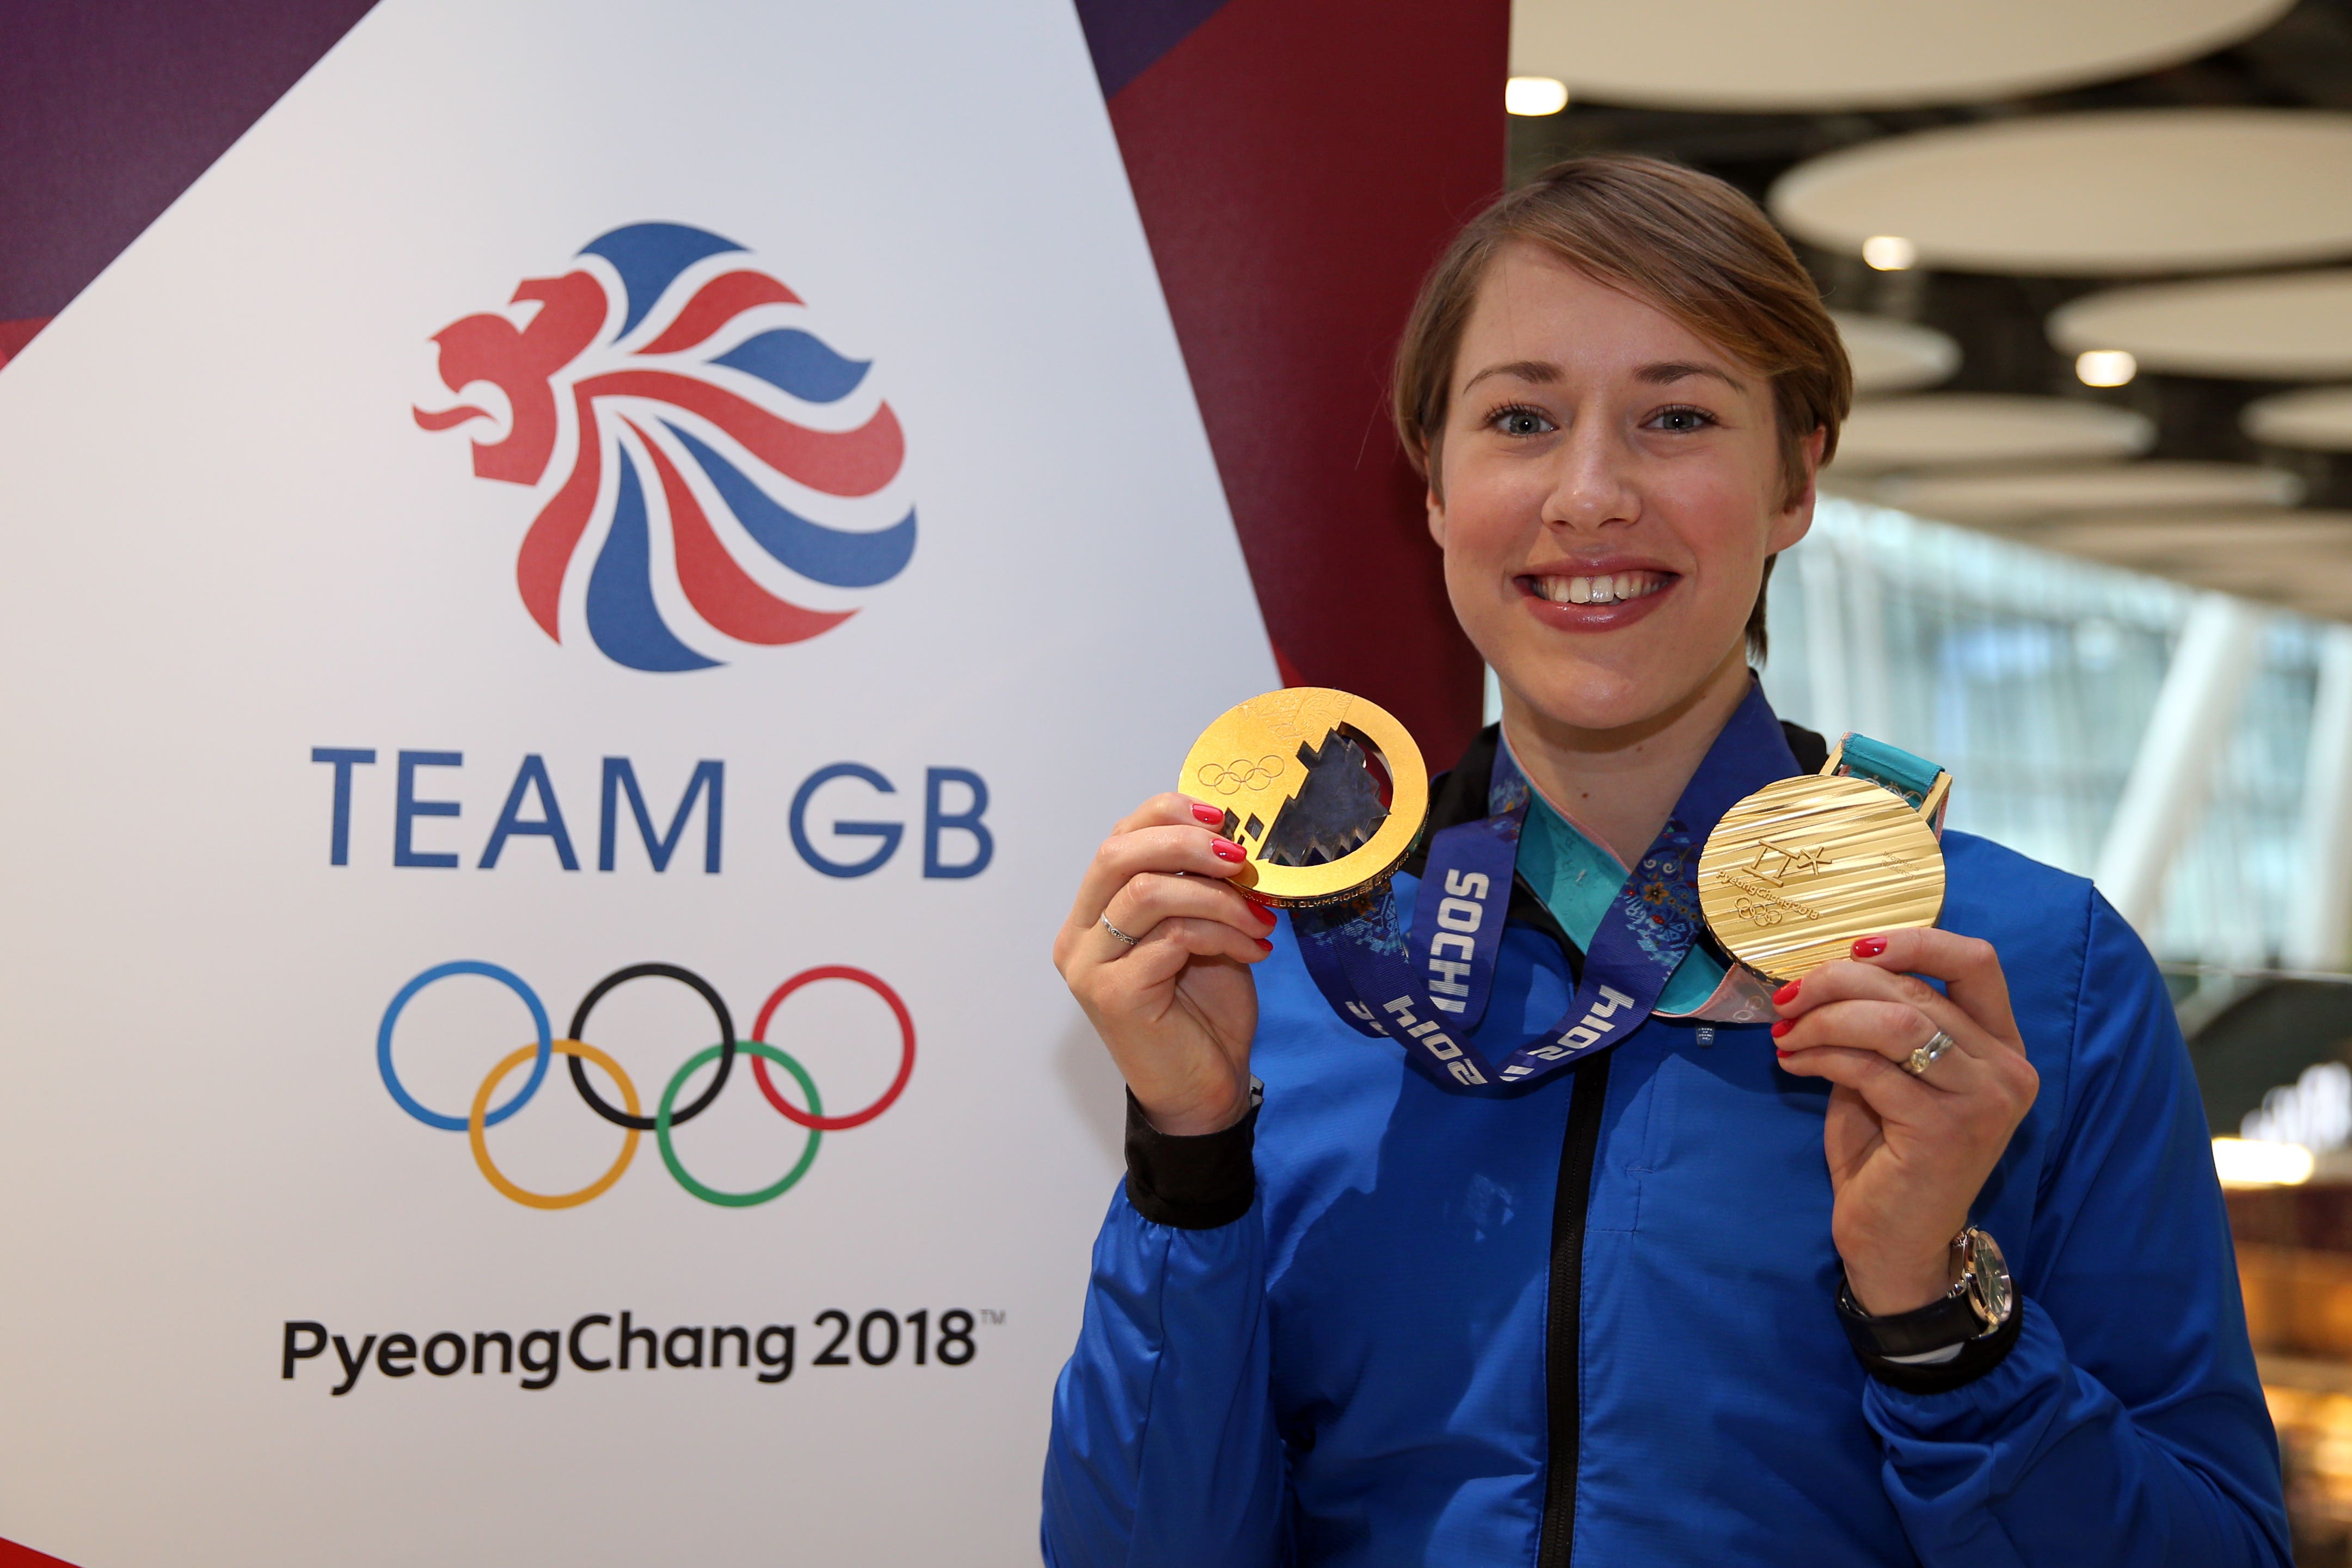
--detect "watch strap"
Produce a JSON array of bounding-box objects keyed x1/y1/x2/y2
[
  {"x1": 1836, "y1": 1274, "x2": 1983, "y2": 1360},
  {"x1": 1846, "y1": 1293, "x2": 2027, "y2": 1395}
]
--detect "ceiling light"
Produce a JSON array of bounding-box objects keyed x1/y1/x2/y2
[
  {"x1": 2213, "y1": 1136, "x2": 2316, "y2": 1188},
  {"x1": 2076, "y1": 349, "x2": 2138, "y2": 388},
  {"x1": 1506, "y1": 77, "x2": 1569, "y2": 117},
  {"x1": 1861, "y1": 235, "x2": 1917, "y2": 272}
]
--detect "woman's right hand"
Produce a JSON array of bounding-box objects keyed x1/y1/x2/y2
[{"x1": 1053, "y1": 794, "x2": 1277, "y2": 1136}]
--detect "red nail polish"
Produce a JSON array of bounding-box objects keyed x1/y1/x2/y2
[
  {"x1": 1192, "y1": 802, "x2": 1226, "y2": 826},
  {"x1": 1250, "y1": 901, "x2": 1277, "y2": 926},
  {"x1": 1256, "y1": 937, "x2": 1274, "y2": 953},
  {"x1": 1852, "y1": 936, "x2": 1888, "y2": 958},
  {"x1": 1771, "y1": 979, "x2": 1801, "y2": 1006},
  {"x1": 1775, "y1": 1049, "x2": 1791, "y2": 1060},
  {"x1": 1211, "y1": 839, "x2": 1247, "y2": 863},
  {"x1": 1771, "y1": 1019, "x2": 1794, "y2": 1038}
]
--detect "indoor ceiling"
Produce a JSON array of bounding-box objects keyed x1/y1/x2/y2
[
  {"x1": 1509, "y1": 0, "x2": 2352, "y2": 621},
  {"x1": 1830, "y1": 395, "x2": 2154, "y2": 472},
  {"x1": 2033, "y1": 511, "x2": 2352, "y2": 617},
  {"x1": 1870, "y1": 460, "x2": 2303, "y2": 522},
  {"x1": 1509, "y1": 0, "x2": 2293, "y2": 113},
  {"x1": 2048, "y1": 270, "x2": 2352, "y2": 377},
  {"x1": 1770, "y1": 110, "x2": 2352, "y2": 276},
  {"x1": 1832, "y1": 311, "x2": 1962, "y2": 395},
  {"x1": 2244, "y1": 384, "x2": 2352, "y2": 448}
]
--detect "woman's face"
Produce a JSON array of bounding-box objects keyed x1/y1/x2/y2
[{"x1": 1428, "y1": 243, "x2": 1820, "y2": 735}]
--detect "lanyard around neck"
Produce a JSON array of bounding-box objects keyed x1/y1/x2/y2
[{"x1": 1292, "y1": 685, "x2": 1798, "y2": 1092}]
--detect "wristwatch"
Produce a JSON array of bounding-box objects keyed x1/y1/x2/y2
[{"x1": 1836, "y1": 1228, "x2": 2015, "y2": 1360}]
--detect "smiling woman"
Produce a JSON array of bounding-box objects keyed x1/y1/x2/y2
[
  {"x1": 1042, "y1": 156, "x2": 2289, "y2": 1568},
  {"x1": 1398, "y1": 157, "x2": 1848, "y2": 673}
]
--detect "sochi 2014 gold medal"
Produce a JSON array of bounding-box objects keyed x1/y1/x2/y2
[
  {"x1": 1180, "y1": 688, "x2": 1429, "y2": 907},
  {"x1": 1695, "y1": 754, "x2": 1948, "y2": 983}
]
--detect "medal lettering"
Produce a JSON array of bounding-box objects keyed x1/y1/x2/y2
[{"x1": 1714, "y1": 866, "x2": 1826, "y2": 925}]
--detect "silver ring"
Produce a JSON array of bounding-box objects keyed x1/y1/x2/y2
[
  {"x1": 1101, "y1": 916, "x2": 1142, "y2": 946},
  {"x1": 1903, "y1": 1029, "x2": 1958, "y2": 1077}
]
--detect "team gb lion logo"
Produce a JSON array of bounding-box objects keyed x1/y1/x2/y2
[{"x1": 414, "y1": 223, "x2": 914, "y2": 672}]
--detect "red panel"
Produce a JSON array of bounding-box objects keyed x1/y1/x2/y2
[
  {"x1": 0, "y1": 318, "x2": 50, "y2": 367},
  {"x1": 0, "y1": 1536, "x2": 78, "y2": 1567},
  {"x1": 1108, "y1": 0, "x2": 1508, "y2": 765}
]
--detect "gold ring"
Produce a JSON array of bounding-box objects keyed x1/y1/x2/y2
[{"x1": 1903, "y1": 1029, "x2": 1958, "y2": 1077}]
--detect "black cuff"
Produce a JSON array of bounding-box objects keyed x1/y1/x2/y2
[
  {"x1": 1122, "y1": 1089, "x2": 1257, "y2": 1229},
  {"x1": 1847, "y1": 1295, "x2": 2026, "y2": 1394}
]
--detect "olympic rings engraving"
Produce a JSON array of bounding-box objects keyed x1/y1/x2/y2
[
  {"x1": 380, "y1": 962, "x2": 913, "y2": 1208},
  {"x1": 1194, "y1": 755, "x2": 1287, "y2": 796}
]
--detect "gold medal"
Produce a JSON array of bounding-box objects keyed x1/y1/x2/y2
[
  {"x1": 1180, "y1": 688, "x2": 1428, "y2": 907},
  {"x1": 1696, "y1": 743, "x2": 1950, "y2": 983}
]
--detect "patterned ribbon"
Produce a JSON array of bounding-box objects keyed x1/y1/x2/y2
[{"x1": 1292, "y1": 685, "x2": 1797, "y2": 1092}]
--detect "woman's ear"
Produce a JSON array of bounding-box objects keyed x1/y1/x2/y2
[
  {"x1": 1766, "y1": 426, "x2": 1827, "y2": 554},
  {"x1": 1424, "y1": 440, "x2": 1450, "y2": 546}
]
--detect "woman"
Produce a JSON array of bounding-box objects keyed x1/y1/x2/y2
[{"x1": 1042, "y1": 157, "x2": 2286, "y2": 1566}]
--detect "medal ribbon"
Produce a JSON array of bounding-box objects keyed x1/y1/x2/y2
[{"x1": 1292, "y1": 685, "x2": 1797, "y2": 1092}]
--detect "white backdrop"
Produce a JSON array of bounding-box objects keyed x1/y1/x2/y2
[{"x1": 0, "y1": 2, "x2": 1272, "y2": 1562}]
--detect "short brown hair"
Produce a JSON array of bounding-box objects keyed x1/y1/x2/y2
[{"x1": 1393, "y1": 155, "x2": 1852, "y2": 662}]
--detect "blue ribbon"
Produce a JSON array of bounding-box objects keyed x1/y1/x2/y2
[{"x1": 1293, "y1": 685, "x2": 1798, "y2": 1092}]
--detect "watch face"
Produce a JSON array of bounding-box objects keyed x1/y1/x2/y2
[{"x1": 1964, "y1": 1229, "x2": 2013, "y2": 1330}]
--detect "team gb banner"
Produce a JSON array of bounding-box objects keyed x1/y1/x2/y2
[{"x1": 0, "y1": 1, "x2": 1272, "y2": 1563}]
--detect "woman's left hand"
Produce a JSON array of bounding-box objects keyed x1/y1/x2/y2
[{"x1": 1770, "y1": 928, "x2": 2040, "y2": 1316}]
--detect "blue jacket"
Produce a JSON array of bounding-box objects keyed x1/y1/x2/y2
[{"x1": 1042, "y1": 723, "x2": 2288, "y2": 1567}]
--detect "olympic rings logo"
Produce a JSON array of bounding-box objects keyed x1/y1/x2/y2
[
  {"x1": 378, "y1": 961, "x2": 914, "y2": 1210},
  {"x1": 1195, "y1": 755, "x2": 1287, "y2": 795}
]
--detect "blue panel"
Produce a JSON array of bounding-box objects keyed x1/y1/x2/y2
[
  {"x1": 586, "y1": 447, "x2": 720, "y2": 672},
  {"x1": 710, "y1": 329, "x2": 869, "y2": 403},
  {"x1": 666, "y1": 424, "x2": 916, "y2": 589},
  {"x1": 579, "y1": 223, "x2": 745, "y2": 339}
]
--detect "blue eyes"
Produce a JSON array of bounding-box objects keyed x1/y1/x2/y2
[{"x1": 1484, "y1": 403, "x2": 1717, "y2": 437}]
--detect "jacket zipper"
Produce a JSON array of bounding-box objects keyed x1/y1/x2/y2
[
  {"x1": 1538, "y1": 1053, "x2": 1612, "y2": 1566},
  {"x1": 1513, "y1": 878, "x2": 1608, "y2": 1568}
]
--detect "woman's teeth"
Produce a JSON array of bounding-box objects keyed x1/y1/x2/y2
[{"x1": 1534, "y1": 571, "x2": 1667, "y2": 606}]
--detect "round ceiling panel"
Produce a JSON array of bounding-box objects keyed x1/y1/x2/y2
[
  {"x1": 1771, "y1": 111, "x2": 2352, "y2": 275},
  {"x1": 1509, "y1": 0, "x2": 2290, "y2": 113},
  {"x1": 2032, "y1": 511, "x2": 2352, "y2": 619},
  {"x1": 1832, "y1": 312, "x2": 1961, "y2": 396},
  {"x1": 1828, "y1": 395, "x2": 2155, "y2": 473},
  {"x1": 2158, "y1": 557, "x2": 2352, "y2": 620},
  {"x1": 2038, "y1": 511, "x2": 2352, "y2": 559},
  {"x1": 2049, "y1": 271, "x2": 2352, "y2": 379},
  {"x1": 2243, "y1": 385, "x2": 2352, "y2": 449},
  {"x1": 1872, "y1": 462, "x2": 2301, "y2": 523}
]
